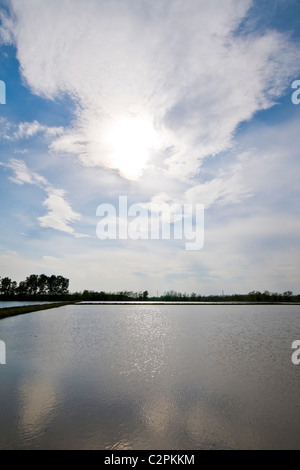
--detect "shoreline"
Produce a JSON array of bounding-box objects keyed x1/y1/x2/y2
[
  {"x1": 0, "y1": 302, "x2": 75, "y2": 320},
  {"x1": 76, "y1": 301, "x2": 300, "y2": 305}
]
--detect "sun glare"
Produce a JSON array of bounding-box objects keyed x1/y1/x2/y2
[{"x1": 105, "y1": 115, "x2": 159, "y2": 180}]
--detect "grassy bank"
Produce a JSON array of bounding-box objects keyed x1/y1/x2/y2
[{"x1": 0, "y1": 302, "x2": 76, "y2": 320}]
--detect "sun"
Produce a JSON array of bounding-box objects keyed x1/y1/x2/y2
[{"x1": 105, "y1": 114, "x2": 159, "y2": 180}]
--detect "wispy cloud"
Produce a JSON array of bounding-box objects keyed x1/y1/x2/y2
[
  {"x1": 13, "y1": 120, "x2": 64, "y2": 139},
  {"x1": 38, "y1": 188, "x2": 81, "y2": 235},
  {"x1": 3, "y1": 159, "x2": 85, "y2": 237},
  {"x1": 4, "y1": 158, "x2": 47, "y2": 186},
  {"x1": 184, "y1": 155, "x2": 254, "y2": 208},
  {"x1": 0, "y1": 117, "x2": 11, "y2": 139},
  {"x1": 0, "y1": 117, "x2": 64, "y2": 141},
  {"x1": 2, "y1": 0, "x2": 299, "y2": 183}
]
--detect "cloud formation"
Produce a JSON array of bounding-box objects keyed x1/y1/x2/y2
[
  {"x1": 38, "y1": 189, "x2": 81, "y2": 235},
  {"x1": 5, "y1": 158, "x2": 47, "y2": 186},
  {"x1": 14, "y1": 121, "x2": 64, "y2": 139},
  {"x1": 0, "y1": 118, "x2": 64, "y2": 141},
  {"x1": 1, "y1": 0, "x2": 299, "y2": 182},
  {"x1": 3, "y1": 159, "x2": 83, "y2": 237}
]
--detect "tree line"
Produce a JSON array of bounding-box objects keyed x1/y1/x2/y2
[
  {"x1": 70, "y1": 289, "x2": 299, "y2": 302},
  {"x1": 0, "y1": 276, "x2": 299, "y2": 302},
  {"x1": 0, "y1": 274, "x2": 69, "y2": 300},
  {"x1": 158, "y1": 290, "x2": 298, "y2": 302},
  {"x1": 76, "y1": 290, "x2": 150, "y2": 301}
]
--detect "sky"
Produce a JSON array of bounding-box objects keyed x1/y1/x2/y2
[{"x1": 0, "y1": 0, "x2": 300, "y2": 296}]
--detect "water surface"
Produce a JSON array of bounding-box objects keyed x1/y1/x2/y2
[{"x1": 0, "y1": 304, "x2": 299, "y2": 450}]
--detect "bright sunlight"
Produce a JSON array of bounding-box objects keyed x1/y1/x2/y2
[{"x1": 105, "y1": 114, "x2": 160, "y2": 180}]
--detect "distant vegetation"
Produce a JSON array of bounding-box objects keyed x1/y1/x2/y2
[
  {"x1": 76, "y1": 289, "x2": 299, "y2": 303},
  {"x1": 0, "y1": 274, "x2": 69, "y2": 301},
  {"x1": 0, "y1": 275, "x2": 299, "y2": 303}
]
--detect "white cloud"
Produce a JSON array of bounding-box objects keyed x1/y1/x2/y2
[
  {"x1": 3, "y1": 159, "x2": 84, "y2": 237},
  {"x1": 5, "y1": 158, "x2": 47, "y2": 186},
  {"x1": 0, "y1": 117, "x2": 11, "y2": 139},
  {"x1": 0, "y1": 118, "x2": 64, "y2": 141},
  {"x1": 13, "y1": 120, "x2": 64, "y2": 139},
  {"x1": 184, "y1": 155, "x2": 254, "y2": 207},
  {"x1": 38, "y1": 189, "x2": 81, "y2": 235},
  {"x1": 2, "y1": 0, "x2": 299, "y2": 182}
]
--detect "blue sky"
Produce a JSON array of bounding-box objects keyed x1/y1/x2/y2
[{"x1": 0, "y1": 0, "x2": 300, "y2": 295}]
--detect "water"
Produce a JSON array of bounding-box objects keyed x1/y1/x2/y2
[{"x1": 0, "y1": 303, "x2": 299, "y2": 450}]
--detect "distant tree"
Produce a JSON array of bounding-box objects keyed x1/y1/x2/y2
[
  {"x1": 11, "y1": 281, "x2": 17, "y2": 296},
  {"x1": 56, "y1": 275, "x2": 69, "y2": 295},
  {"x1": 0, "y1": 277, "x2": 16, "y2": 296},
  {"x1": 271, "y1": 292, "x2": 282, "y2": 302},
  {"x1": 82, "y1": 290, "x2": 90, "y2": 301},
  {"x1": 38, "y1": 274, "x2": 49, "y2": 295},
  {"x1": 0, "y1": 277, "x2": 9, "y2": 295},
  {"x1": 248, "y1": 291, "x2": 263, "y2": 301},
  {"x1": 283, "y1": 291, "x2": 293, "y2": 301},
  {"x1": 47, "y1": 275, "x2": 58, "y2": 295},
  {"x1": 44, "y1": 275, "x2": 69, "y2": 296},
  {"x1": 25, "y1": 274, "x2": 39, "y2": 296},
  {"x1": 17, "y1": 281, "x2": 28, "y2": 297},
  {"x1": 143, "y1": 290, "x2": 149, "y2": 300}
]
